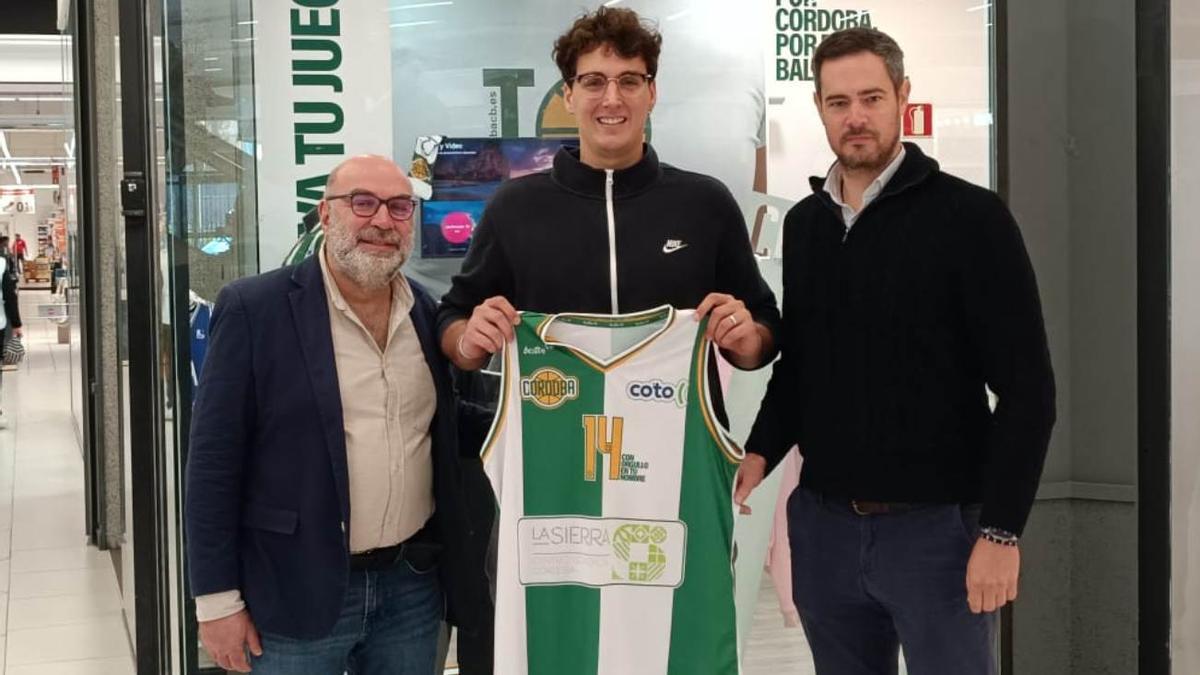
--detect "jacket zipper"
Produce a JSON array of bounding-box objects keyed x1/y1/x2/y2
[
  {"x1": 832, "y1": 184, "x2": 906, "y2": 245},
  {"x1": 605, "y1": 170, "x2": 619, "y2": 313}
]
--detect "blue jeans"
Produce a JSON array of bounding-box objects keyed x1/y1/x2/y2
[
  {"x1": 788, "y1": 488, "x2": 997, "y2": 675},
  {"x1": 250, "y1": 561, "x2": 443, "y2": 675}
]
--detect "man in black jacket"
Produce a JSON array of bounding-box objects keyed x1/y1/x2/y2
[
  {"x1": 437, "y1": 8, "x2": 780, "y2": 672},
  {"x1": 735, "y1": 28, "x2": 1055, "y2": 675},
  {"x1": 439, "y1": 7, "x2": 779, "y2": 368}
]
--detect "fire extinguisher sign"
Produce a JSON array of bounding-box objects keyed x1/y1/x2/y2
[{"x1": 903, "y1": 103, "x2": 933, "y2": 138}]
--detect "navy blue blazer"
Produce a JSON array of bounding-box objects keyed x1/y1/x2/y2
[{"x1": 185, "y1": 255, "x2": 489, "y2": 639}]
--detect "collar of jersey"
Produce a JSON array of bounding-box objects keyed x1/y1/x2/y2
[{"x1": 536, "y1": 305, "x2": 676, "y2": 372}]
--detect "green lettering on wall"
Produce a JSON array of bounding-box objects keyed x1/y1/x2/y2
[
  {"x1": 292, "y1": 39, "x2": 343, "y2": 72},
  {"x1": 482, "y1": 69, "x2": 535, "y2": 138},
  {"x1": 294, "y1": 102, "x2": 345, "y2": 135},
  {"x1": 291, "y1": 8, "x2": 341, "y2": 36},
  {"x1": 292, "y1": 73, "x2": 344, "y2": 93},
  {"x1": 295, "y1": 137, "x2": 344, "y2": 164},
  {"x1": 295, "y1": 174, "x2": 328, "y2": 214}
]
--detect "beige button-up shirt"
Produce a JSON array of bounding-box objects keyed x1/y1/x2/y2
[
  {"x1": 318, "y1": 249, "x2": 436, "y2": 553},
  {"x1": 195, "y1": 249, "x2": 437, "y2": 621}
]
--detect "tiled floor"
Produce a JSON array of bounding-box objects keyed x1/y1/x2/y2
[{"x1": 0, "y1": 290, "x2": 134, "y2": 674}]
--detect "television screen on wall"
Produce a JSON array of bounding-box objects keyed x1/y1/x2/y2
[{"x1": 416, "y1": 137, "x2": 577, "y2": 259}]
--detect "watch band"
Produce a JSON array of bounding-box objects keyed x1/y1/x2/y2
[{"x1": 980, "y1": 526, "x2": 1019, "y2": 547}]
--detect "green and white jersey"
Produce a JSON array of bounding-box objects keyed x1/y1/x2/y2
[
  {"x1": 282, "y1": 224, "x2": 324, "y2": 267},
  {"x1": 484, "y1": 305, "x2": 742, "y2": 675}
]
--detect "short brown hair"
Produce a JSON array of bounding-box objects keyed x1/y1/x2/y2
[
  {"x1": 813, "y1": 27, "x2": 905, "y2": 95},
  {"x1": 552, "y1": 7, "x2": 662, "y2": 83}
]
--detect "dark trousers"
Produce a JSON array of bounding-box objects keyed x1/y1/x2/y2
[{"x1": 788, "y1": 487, "x2": 998, "y2": 675}]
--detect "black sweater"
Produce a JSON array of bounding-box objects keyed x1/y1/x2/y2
[
  {"x1": 438, "y1": 145, "x2": 780, "y2": 364},
  {"x1": 2, "y1": 254, "x2": 21, "y2": 330},
  {"x1": 746, "y1": 144, "x2": 1055, "y2": 535}
]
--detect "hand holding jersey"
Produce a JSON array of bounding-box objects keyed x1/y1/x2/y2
[
  {"x1": 435, "y1": 11, "x2": 781, "y2": 671},
  {"x1": 694, "y1": 292, "x2": 774, "y2": 369},
  {"x1": 446, "y1": 295, "x2": 520, "y2": 369}
]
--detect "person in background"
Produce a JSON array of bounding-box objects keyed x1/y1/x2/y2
[
  {"x1": 0, "y1": 235, "x2": 23, "y2": 429},
  {"x1": 11, "y1": 234, "x2": 27, "y2": 275},
  {"x1": 736, "y1": 27, "x2": 1056, "y2": 675}
]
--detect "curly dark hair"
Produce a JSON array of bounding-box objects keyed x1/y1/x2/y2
[{"x1": 552, "y1": 7, "x2": 663, "y2": 84}]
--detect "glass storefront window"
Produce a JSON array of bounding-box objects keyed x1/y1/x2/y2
[{"x1": 122, "y1": 0, "x2": 998, "y2": 671}]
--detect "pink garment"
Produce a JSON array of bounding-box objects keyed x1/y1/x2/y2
[
  {"x1": 715, "y1": 351, "x2": 734, "y2": 394},
  {"x1": 765, "y1": 447, "x2": 803, "y2": 627},
  {"x1": 714, "y1": 352, "x2": 801, "y2": 626}
]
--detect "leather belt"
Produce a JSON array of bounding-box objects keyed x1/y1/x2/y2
[
  {"x1": 349, "y1": 530, "x2": 441, "y2": 572},
  {"x1": 849, "y1": 499, "x2": 919, "y2": 516}
]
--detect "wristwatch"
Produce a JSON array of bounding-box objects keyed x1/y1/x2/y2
[{"x1": 980, "y1": 526, "x2": 1019, "y2": 547}]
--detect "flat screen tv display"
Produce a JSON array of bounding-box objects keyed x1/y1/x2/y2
[{"x1": 417, "y1": 137, "x2": 577, "y2": 259}]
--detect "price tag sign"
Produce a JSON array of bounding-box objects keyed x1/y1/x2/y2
[{"x1": 0, "y1": 187, "x2": 36, "y2": 214}]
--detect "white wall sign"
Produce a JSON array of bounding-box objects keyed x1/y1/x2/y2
[
  {"x1": 253, "y1": 0, "x2": 394, "y2": 266},
  {"x1": 764, "y1": 0, "x2": 993, "y2": 198},
  {"x1": 0, "y1": 187, "x2": 36, "y2": 215}
]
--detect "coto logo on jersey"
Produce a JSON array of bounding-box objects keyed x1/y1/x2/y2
[
  {"x1": 520, "y1": 367, "x2": 579, "y2": 410},
  {"x1": 626, "y1": 379, "x2": 688, "y2": 408}
]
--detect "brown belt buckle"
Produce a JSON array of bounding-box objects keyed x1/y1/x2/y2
[{"x1": 851, "y1": 499, "x2": 887, "y2": 516}]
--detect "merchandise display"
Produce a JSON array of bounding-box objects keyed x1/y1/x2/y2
[{"x1": 188, "y1": 291, "x2": 212, "y2": 386}]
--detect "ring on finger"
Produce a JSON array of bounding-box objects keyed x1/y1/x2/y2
[{"x1": 726, "y1": 314, "x2": 739, "y2": 326}]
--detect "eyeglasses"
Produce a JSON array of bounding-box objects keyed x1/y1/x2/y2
[
  {"x1": 569, "y1": 71, "x2": 654, "y2": 97},
  {"x1": 326, "y1": 192, "x2": 419, "y2": 220}
]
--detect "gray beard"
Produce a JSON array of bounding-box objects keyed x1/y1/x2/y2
[{"x1": 326, "y1": 221, "x2": 408, "y2": 290}]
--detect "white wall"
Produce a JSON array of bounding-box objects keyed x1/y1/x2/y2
[
  {"x1": 1171, "y1": 0, "x2": 1200, "y2": 671},
  {"x1": 0, "y1": 34, "x2": 73, "y2": 83}
]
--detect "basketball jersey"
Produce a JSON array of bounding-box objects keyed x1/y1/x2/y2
[
  {"x1": 189, "y1": 296, "x2": 213, "y2": 386},
  {"x1": 484, "y1": 305, "x2": 742, "y2": 675}
]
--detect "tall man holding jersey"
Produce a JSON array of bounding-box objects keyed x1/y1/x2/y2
[
  {"x1": 437, "y1": 7, "x2": 781, "y2": 673},
  {"x1": 439, "y1": 6, "x2": 779, "y2": 368}
]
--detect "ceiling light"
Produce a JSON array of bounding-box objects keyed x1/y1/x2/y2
[
  {"x1": 390, "y1": 20, "x2": 440, "y2": 28},
  {"x1": 391, "y1": 1, "x2": 453, "y2": 9}
]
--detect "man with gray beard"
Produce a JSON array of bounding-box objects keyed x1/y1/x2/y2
[{"x1": 185, "y1": 155, "x2": 488, "y2": 674}]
